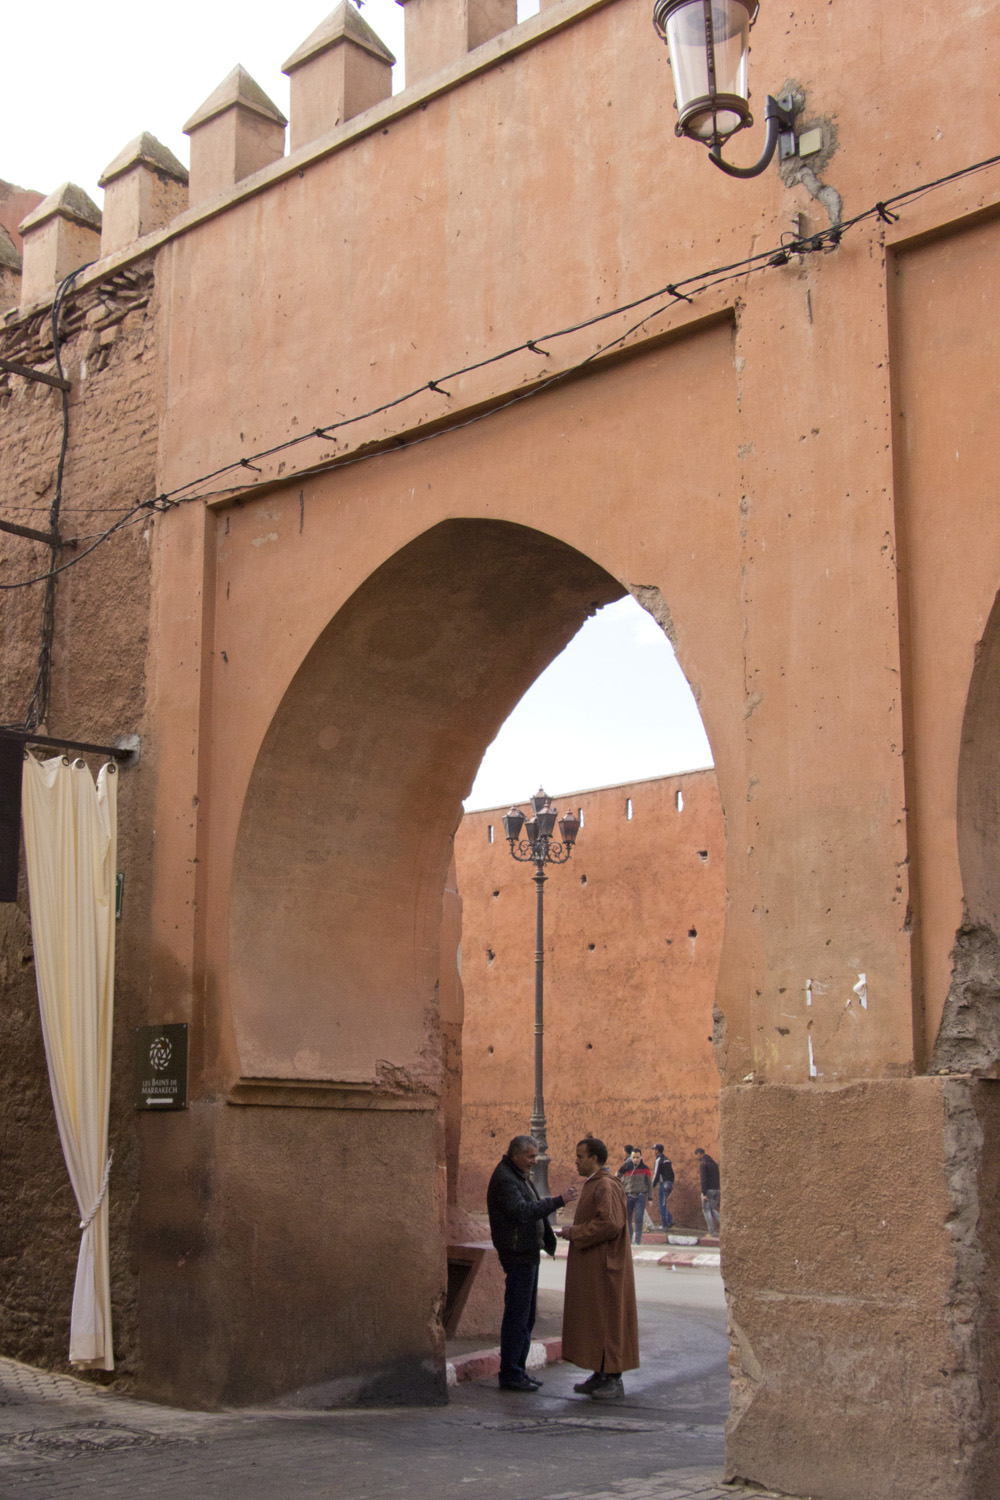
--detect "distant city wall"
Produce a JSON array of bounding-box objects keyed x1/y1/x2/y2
[{"x1": 455, "y1": 770, "x2": 723, "y2": 1226}]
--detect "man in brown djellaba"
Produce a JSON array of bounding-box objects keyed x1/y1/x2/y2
[{"x1": 558, "y1": 1135, "x2": 640, "y2": 1400}]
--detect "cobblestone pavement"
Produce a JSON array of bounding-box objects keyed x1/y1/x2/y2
[
  {"x1": 0, "y1": 1356, "x2": 731, "y2": 1500},
  {"x1": 0, "y1": 1269, "x2": 806, "y2": 1500}
]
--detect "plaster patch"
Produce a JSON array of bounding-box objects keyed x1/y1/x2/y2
[
  {"x1": 934, "y1": 923, "x2": 1000, "y2": 1076},
  {"x1": 627, "y1": 584, "x2": 678, "y2": 650}
]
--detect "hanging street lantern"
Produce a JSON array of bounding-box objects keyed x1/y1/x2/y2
[{"x1": 652, "y1": 0, "x2": 797, "y2": 178}]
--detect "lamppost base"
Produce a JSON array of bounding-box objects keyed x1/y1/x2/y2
[{"x1": 532, "y1": 1151, "x2": 552, "y2": 1202}]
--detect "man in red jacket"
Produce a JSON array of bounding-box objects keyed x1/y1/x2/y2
[{"x1": 618, "y1": 1147, "x2": 653, "y2": 1244}]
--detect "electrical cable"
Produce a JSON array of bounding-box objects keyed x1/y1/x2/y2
[
  {"x1": 19, "y1": 264, "x2": 91, "y2": 727},
  {"x1": 1, "y1": 149, "x2": 999, "y2": 593}
]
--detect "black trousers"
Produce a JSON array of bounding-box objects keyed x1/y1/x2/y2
[{"x1": 498, "y1": 1256, "x2": 539, "y2": 1379}]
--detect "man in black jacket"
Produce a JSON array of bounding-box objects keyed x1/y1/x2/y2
[
  {"x1": 651, "y1": 1144, "x2": 675, "y2": 1229},
  {"x1": 695, "y1": 1146, "x2": 720, "y2": 1234},
  {"x1": 487, "y1": 1135, "x2": 578, "y2": 1391}
]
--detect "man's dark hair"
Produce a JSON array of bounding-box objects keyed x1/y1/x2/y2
[
  {"x1": 579, "y1": 1136, "x2": 608, "y2": 1165},
  {"x1": 694, "y1": 1147, "x2": 706, "y2": 1156},
  {"x1": 623, "y1": 1143, "x2": 633, "y2": 1154},
  {"x1": 508, "y1": 1134, "x2": 537, "y2": 1157}
]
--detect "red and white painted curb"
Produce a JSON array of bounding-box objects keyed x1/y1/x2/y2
[
  {"x1": 552, "y1": 1242, "x2": 720, "y2": 1270},
  {"x1": 447, "y1": 1336, "x2": 562, "y2": 1387},
  {"x1": 446, "y1": 1241, "x2": 721, "y2": 1386}
]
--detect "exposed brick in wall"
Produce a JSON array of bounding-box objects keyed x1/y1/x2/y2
[
  {"x1": 0, "y1": 260, "x2": 158, "y2": 1383},
  {"x1": 455, "y1": 770, "x2": 724, "y2": 1227}
]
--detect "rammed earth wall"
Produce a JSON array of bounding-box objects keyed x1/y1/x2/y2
[{"x1": 0, "y1": 260, "x2": 158, "y2": 1381}]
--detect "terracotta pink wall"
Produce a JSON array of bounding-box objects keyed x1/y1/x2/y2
[{"x1": 3, "y1": 0, "x2": 1000, "y2": 1486}]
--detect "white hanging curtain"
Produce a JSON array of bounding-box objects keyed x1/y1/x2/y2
[{"x1": 21, "y1": 753, "x2": 117, "y2": 1370}]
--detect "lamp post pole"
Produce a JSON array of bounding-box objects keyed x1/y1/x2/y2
[{"x1": 502, "y1": 789, "x2": 580, "y2": 1200}]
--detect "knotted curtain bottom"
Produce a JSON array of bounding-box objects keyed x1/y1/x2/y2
[{"x1": 22, "y1": 753, "x2": 117, "y2": 1370}]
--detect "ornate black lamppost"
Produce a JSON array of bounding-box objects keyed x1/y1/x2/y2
[{"x1": 502, "y1": 789, "x2": 580, "y2": 1199}]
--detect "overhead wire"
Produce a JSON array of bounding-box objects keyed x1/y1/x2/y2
[
  {"x1": 1, "y1": 148, "x2": 999, "y2": 594},
  {"x1": 18, "y1": 264, "x2": 90, "y2": 728}
]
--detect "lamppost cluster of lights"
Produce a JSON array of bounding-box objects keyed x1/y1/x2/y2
[{"x1": 501, "y1": 790, "x2": 580, "y2": 1199}]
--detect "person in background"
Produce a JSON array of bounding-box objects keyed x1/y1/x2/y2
[
  {"x1": 559, "y1": 1136, "x2": 639, "y2": 1401},
  {"x1": 651, "y1": 1143, "x2": 675, "y2": 1229},
  {"x1": 694, "y1": 1146, "x2": 720, "y2": 1235},
  {"x1": 486, "y1": 1134, "x2": 579, "y2": 1392},
  {"x1": 617, "y1": 1144, "x2": 634, "y2": 1177},
  {"x1": 618, "y1": 1146, "x2": 652, "y2": 1244}
]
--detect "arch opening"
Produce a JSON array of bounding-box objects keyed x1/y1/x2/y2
[{"x1": 449, "y1": 601, "x2": 725, "y2": 1238}]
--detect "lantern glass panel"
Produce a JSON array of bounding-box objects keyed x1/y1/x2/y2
[
  {"x1": 503, "y1": 807, "x2": 525, "y2": 842},
  {"x1": 559, "y1": 811, "x2": 580, "y2": 846},
  {"x1": 665, "y1": 0, "x2": 752, "y2": 142},
  {"x1": 536, "y1": 805, "x2": 557, "y2": 837}
]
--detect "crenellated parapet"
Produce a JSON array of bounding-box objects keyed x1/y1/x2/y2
[
  {"x1": 183, "y1": 66, "x2": 288, "y2": 208},
  {"x1": 98, "y1": 133, "x2": 188, "y2": 259},
  {"x1": 283, "y1": 4, "x2": 395, "y2": 150},
  {"x1": 395, "y1": 0, "x2": 514, "y2": 85},
  {"x1": 6, "y1": 0, "x2": 537, "y2": 304},
  {"x1": 18, "y1": 183, "x2": 101, "y2": 310},
  {"x1": 0, "y1": 227, "x2": 20, "y2": 313}
]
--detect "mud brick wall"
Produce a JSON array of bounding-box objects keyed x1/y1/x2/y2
[{"x1": 0, "y1": 260, "x2": 158, "y2": 1382}]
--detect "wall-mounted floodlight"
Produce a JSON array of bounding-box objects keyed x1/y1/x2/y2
[{"x1": 652, "y1": 0, "x2": 797, "y2": 178}]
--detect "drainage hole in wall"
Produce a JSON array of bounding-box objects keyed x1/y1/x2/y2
[
  {"x1": 588, "y1": 942, "x2": 596, "y2": 951},
  {"x1": 486, "y1": 949, "x2": 495, "y2": 965},
  {"x1": 688, "y1": 928, "x2": 697, "y2": 939},
  {"x1": 493, "y1": 890, "x2": 500, "y2": 898},
  {"x1": 580, "y1": 874, "x2": 587, "y2": 885},
  {"x1": 698, "y1": 850, "x2": 708, "y2": 860}
]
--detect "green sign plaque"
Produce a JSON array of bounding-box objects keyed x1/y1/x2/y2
[{"x1": 135, "y1": 1023, "x2": 188, "y2": 1111}]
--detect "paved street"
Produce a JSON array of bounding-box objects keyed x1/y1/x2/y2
[{"x1": 0, "y1": 1265, "x2": 787, "y2": 1500}]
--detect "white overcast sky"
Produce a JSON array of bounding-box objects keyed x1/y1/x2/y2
[{"x1": 3, "y1": 2, "x2": 713, "y2": 809}]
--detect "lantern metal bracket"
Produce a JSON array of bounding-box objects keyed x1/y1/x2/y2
[{"x1": 708, "y1": 92, "x2": 797, "y2": 178}]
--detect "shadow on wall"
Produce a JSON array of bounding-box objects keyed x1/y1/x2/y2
[{"x1": 229, "y1": 518, "x2": 625, "y2": 1089}]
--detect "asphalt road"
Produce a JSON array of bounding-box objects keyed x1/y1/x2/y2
[{"x1": 0, "y1": 1265, "x2": 733, "y2": 1500}]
